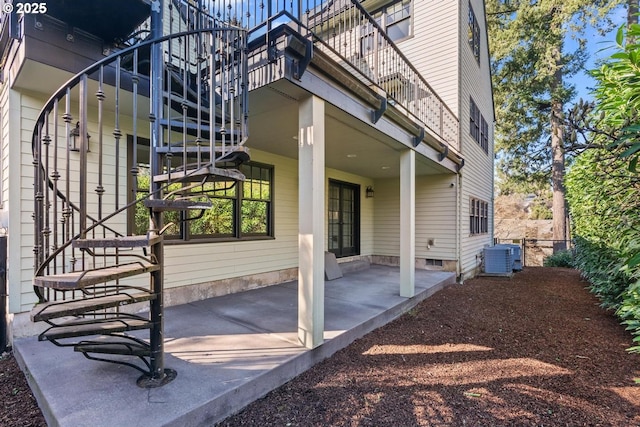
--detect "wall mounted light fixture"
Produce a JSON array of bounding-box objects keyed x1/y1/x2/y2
[
  {"x1": 366, "y1": 186, "x2": 374, "y2": 198},
  {"x1": 69, "y1": 122, "x2": 90, "y2": 152}
]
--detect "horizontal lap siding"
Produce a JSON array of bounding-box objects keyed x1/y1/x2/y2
[
  {"x1": 163, "y1": 155, "x2": 378, "y2": 289},
  {"x1": 16, "y1": 92, "x2": 149, "y2": 311},
  {"x1": 14, "y1": 122, "x2": 380, "y2": 311},
  {"x1": 415, "y1": 174, "x2": 456, "y2": 259},
  {"x1": 459, "y1": 0, "x2": 495, "y2": 277},
  {"x1": 374, "y1": 174, "x2": 456, "y2": 260},
  {"x1": 17, "y1": 93, "x2": 41, "y2": 311},
  {"x1": 373, "y1": 178, "x2": 400, "y2": 256}
]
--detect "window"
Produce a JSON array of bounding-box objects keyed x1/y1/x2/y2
[
  {"x1": 239, "y1": 163, "x2": 272, "y2": 236},
  {"x1": 470, "y1": 97, "x2": 480, "y2": 142},
  {"x1": 480, "y1": 116, "x2": 489, "y2": 153},
  {"x1": 470, "y1": 97, "x2": 489, "y2": 154},
  {"x1": 361, "y1": 0, "x2": 412, "y2": 56},
  {"x1": 468, "y1": 2, "x2": 480, "y2": 64},
  {"x1": 470, "y1": 197, "x2": 489, "y2": 235},
  {"x1": 176, "y1": 162, "x2": 273, "y2": 240},
  {"x1": 384, "y1": 0, "x2": 412, "y2": 42},
  {"x1": 128, "y1": 136, "x2": 273, "y2": 241}
]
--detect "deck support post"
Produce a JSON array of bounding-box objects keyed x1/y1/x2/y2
[
  {"x1": 400, "y1": 149, "x2": 415, "y2": 297},
  {"x1": 298, "y1": 95, "x2": 325, "y2": 349}
]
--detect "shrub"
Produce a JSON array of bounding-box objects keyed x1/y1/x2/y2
[
  {"x1": 572, "y1": 237, "x2": 631, "y2": 311},
  {"x1": 543, "y1": 250, "x2": 574, "y2": 268}
]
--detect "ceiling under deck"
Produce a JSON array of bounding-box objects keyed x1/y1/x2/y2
[{"x1": 246, "y1": 82, "x2": 455, "y2": 180}]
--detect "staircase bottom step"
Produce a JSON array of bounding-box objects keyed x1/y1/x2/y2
[{"x1": 75, "y1": 340, "x2": 150, "y2": 357}]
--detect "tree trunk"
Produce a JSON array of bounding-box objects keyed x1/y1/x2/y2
[
  {"x1": 629, "y1": 0, "x2": 638, "y2": 27},
  {"x1": 551, "y1": 46, "x2": 566, "y2": 251},
  {"x1": 629, "y1": 0, "x2": 639, "y2": 45}
]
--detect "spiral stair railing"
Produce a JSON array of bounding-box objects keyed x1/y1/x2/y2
[{"x1": 30, "y1": 25, "x2": 249, "y2": 387}]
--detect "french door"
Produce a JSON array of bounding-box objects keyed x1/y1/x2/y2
[{"x1": 328, "y1": 180, "x2": 360, "y2": 257}]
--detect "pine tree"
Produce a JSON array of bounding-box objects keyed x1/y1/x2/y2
[{"x1": 487, "y1": 0, "x2": 622, "y2": 246}]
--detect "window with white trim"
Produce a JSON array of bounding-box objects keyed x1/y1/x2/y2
[{"x1": 361, "y1": 0, "x2": 413, "y2": 56}]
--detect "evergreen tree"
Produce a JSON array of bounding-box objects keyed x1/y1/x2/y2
[{"x1": 487, "y1": 0, "x2": 622, "y2": 245}]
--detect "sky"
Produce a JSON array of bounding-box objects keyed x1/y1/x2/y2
[{"x1": 566, "y1": 5, "x2": 628, "y2": 104}]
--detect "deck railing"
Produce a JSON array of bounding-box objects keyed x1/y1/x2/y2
[{"x1": 173, "y1": 0, "x2": 459, "y2": 148}]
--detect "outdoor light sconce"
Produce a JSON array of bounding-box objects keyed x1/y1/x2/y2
[
  {"x1": 69, "y1": 122, "x2": 90, "y2": 152},
  {"x1": 366, "y1": 186, "x2": 375, "y2": 198}
]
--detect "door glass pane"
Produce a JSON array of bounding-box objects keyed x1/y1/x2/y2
[
  {"x1": 329, "y1": 183, "x2": 340, "y2": 251},
  {"x1": 329, "y1": 181, "x2": 359, "y2": 257}
]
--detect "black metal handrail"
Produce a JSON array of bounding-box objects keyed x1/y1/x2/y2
[
  {"x1": 181, "y1": 0, "x2": 460, "y2": 148},
  {"x1": 302, "y1": 0, "x2": 458, "y2": 148},
  {"x1": 32, "y1": 26, "x2": 248, "y2": 301}
]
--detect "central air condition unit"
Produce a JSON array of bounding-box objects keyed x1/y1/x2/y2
[
  {"x1": 483, "y1": 246, "x2": 513, "y2": 274},
  {"x1": 495, "y1": 243, "x2": 522, "y2": 271}
]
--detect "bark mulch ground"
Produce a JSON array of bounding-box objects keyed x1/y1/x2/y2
[{"x1": 2, "y1": 267, "x2": 640, "y2": 426}]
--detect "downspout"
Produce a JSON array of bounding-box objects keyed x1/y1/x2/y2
[
  {"x1": 0, "y1": 235, "x2": 6, "y2": 353},
  {"x1": 456, "y1": 172, "x2": 462, "y2": 283},
  {"x1": 491, "y1": 120, "x2": 496, "y2": 247},
  {"x1": 456, "y1": 0, "x2": 463, "y2": 283}
]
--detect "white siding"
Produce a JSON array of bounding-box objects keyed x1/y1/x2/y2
[
  {"x1": 372, "y1": 178, "x2": 400, "y2": 256},
  {"x1": 12, "y1": 128, "x2": 379, "y2": 311},
  {"x1": 458, "y1": 0, "x2": 495, "y2": 277},
  {"x1": 15, "y1": 92, "x2": 40, "y2": 312},
  {"x1": 0, "y1": 83, "x2": 7, "y2": 208},
  {"x1": 373, "y1": 173, "x2": 457, "y2": 261},
  {"x1": 161, "y1": 155, "x2": 378, "y2": 291},
  {"x1": 415, "y1": 174, "x2": 457, "y2": 260}
]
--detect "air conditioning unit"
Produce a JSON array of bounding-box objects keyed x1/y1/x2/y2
[
  {"x1": 495, "y1": 243, "x2": 522, "y2": 271},
  {"x1": 483, "y1": 246, "x2": 513, "y2": 274}
]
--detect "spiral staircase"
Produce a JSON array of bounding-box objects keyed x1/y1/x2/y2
[{"x1": 29, "y1": 7, "x2": 249, "y2": 387}]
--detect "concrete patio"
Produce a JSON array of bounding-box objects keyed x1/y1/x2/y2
[{"x1": 14, "y1": 265, "x2": 455, "y2": 427}]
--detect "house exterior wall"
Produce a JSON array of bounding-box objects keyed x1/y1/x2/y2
[
  {"x1": 416, "y1": 174, "x2": 457, "y2": 261},
  {"x1": 325, "y1": 168, "x2": 375, "y2": 256},
  {"x1": 0, "y1": 83, "x2": 7, "y2": 209},
  {"x1": 162, "y1": 149, "x2": 300, "y2": 288},
  {"x1": 161, "y1": 151, "x2": 378, "y2": 291},
  {"x1": 458, "y1": 0, "x2": 495, "y2": 278},
  {"x1": 10, "y1": 126, "x2": 378, "y2": 314},
  {"x1": 372, "y1": 174, "x2": 457, "y2": 266},
  {"x1": 4, "y1": 1, "x2": 495, "y2": 338},
  {"x1": 14, "y1": 91, "x2": 40, "y2": 313},
  {"x1": 366, "y1": 0, "x2": 496, "y2": 278}
]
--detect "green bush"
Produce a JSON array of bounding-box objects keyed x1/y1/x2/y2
[
  {"x1": 563, "y1": 25, "x2": 640, "y2": 354},
  {"x1": 543, "y1": 250, "x2": 574, "y2": 268},
  {"x1": 572, "y1": 237, "x2": 631, "y2": 311}
]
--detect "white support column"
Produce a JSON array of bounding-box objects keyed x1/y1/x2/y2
[
  {"x1": 400, "y1": 149, "x2": 415, "y2": 297},
  {"x1": 298, "y1": 95, "x2": 325, "y2": 349}
]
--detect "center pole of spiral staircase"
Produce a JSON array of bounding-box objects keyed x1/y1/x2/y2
[{"x1": 137, "y1": 0, "x2": 177, "y2": 388}]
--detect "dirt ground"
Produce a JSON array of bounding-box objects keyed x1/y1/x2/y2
[{"x1": 3, "y1": 267, "x2": 640, "y2": 426}]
